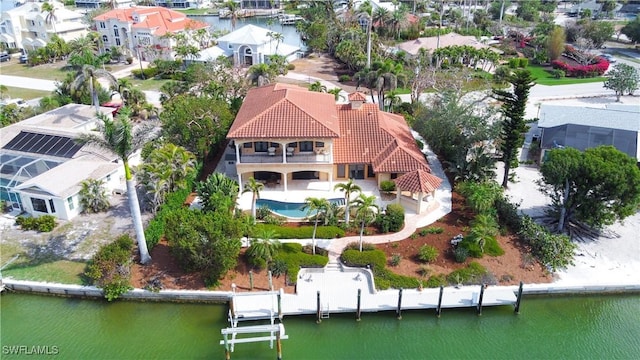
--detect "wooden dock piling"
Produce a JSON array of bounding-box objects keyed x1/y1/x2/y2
[
  {"x1": 223, "y1": 333, "x2": 230, "y2": 360},
  {"x1": 276, "y1": 331, "x2": 282, "y2": 360},
  {"x1": 356, "y1": 288, "x2": 362, "y2": 321},
  {"x1": 436, "y1": 285, "x2": 444, "y2": 317},
  {"x1": 396, "y1": 288, "x2": 403, "y2": 320},
  {"x1": 316, "y1": 291, "x2": 321, "y2": 323},
  {"x1": 514, "y1": 281, "x2": 524, "y2": 314},
  {"x1": 477, "y1": 284, "x2": 485, "y2": 315},
  {"x1": 249, "y1": 271, "x2": 253, "y2": 291}
]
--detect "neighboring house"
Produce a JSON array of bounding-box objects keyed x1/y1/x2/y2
[
  {"x1": 154, "y1": 0, "x2": 198, "y2": 9},
  {"x1": 206, "y1": 24, "x2": 301, "y2": 66},
  {"x1": 397, "y1": 32, "x2": 502, "y2": 56},
  {"x1": 226, "y1": 84, "x2": 440, "y2": 196},
  {"x1": 75, "y1": 0, "x2": 134, "y2": 9},
  {"x1": 537, "y1": 104, "x2": 640, "y2": 163},
  {"x1": 0, "y1": 104, "x2": 125, "y2": 220},
  {"x1": 0, "y1": 1, "x2": 87, "y2": 51},
  {"x1": 93, "y1": 6, "x2": 209, "y2": 62}
]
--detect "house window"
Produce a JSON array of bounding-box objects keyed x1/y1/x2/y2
[
  {"x1": 299, "y1": 141, "x2": 313, "y2": 152},
  {"x1": 115, "y1": 38, "x2": 121, "y2": 46},
  {"x1": 287, "y1": 142, "x2": 297, "y2": 148},
  {"x1": 228, "y1": 44, "x2": 233, "y2": 49},
  {"x1": 67, "y1": 197, "x2": 74, "y2": 210},
  {"x1": 254, "y1": 141, "x2": 269, "y2": 152},
  {"x1": 337, "y1": 164, "x2": 345, "y2": 178},
  {"x1": 106, "y1": 174, "x2": 111, "y2": 182},
  {"x1": 100, "y1": 22, "x2": 106, "y2": 29},
  {"x1": 31, "y1": 198, "x2": 47, "y2": 213},
  {"x1": 114, "y1": 26, "x2": 119, "y2": 37},
  {"x1": 30, "y1": 20, "x2": 35, "y2": 26},
  {"x1": 102, "y1": 35, "x2": 108, "y2": 43},
  {"x1": 270, "y1": 142, "x2": 280, "y2": 148},
  {"x1": 49, "y1": 199, "x2": 56, "y2": 213},
  {"x1": 315, "y1": 142, "x2": 324, "y2": 147},
  {"x1": 243, "y1": 142, "x2": 252, "y2": 148},
  {"x1": 390, "y1": 173, "x2": 398, "y2": 179},
  {"x1": 367, "y1": 164, "x2": 375, "y2": 178}
]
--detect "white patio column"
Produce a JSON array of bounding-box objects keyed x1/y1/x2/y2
[
  {"x1": 281, "y1": 141, "x2": 287, "y2": 164},
  {"x1": 238, "y1": 173, "x2": 242, "y2": 188},
  {"x1": 416, "y1": 191, "x2": 423, "y2": 213},
  {"x1": 396, "y1": 189, "x2": 401, "y2": 204},
  {"x1": 283, "y1": 173, "x2": 288, "y2": 193},
  {"x1": 235, "y1": 142, "x2": 241, "y2": 164}
]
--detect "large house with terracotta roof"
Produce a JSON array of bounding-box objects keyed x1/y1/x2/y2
[
  {"x1": 93, "y1": 6, "x2": 208, "y2": 61},
  {"x1": 227, "y1": 84, "x2": 439, "y2": 195}
]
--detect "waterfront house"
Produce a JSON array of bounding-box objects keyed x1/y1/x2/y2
[
  {"x1": 537, "y1": 104, "x2": 640, "y2": 163},
  {"x1": 397, "y1": 32, "x2": 502, "y2": 57},
  {"x1": 0, "y1": 104, "x2": 127, "y2": 220},
  {"x1": 75, "y1": 0, "x2": 134, "y2": 9},
  {"x1": 93, "y1": 6, "x2": 209, "y2": 62},
  {"x1": 0, "y1": 1, "x2": 87, "y2": 51},
  {"x1": 211, "y1": 24, "x2": 301, "y2": 66},
  {"x1": 226, "y1": 84, "x2": 441, "y2": 212}
]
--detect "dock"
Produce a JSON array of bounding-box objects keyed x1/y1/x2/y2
[
  {"x1": 230, "y1": 267, "x2": 519, "y2": 321},
  {"x1": 278, "y1": 14, "x2": 304, "y2": 25}
]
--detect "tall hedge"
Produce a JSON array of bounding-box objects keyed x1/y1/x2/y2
[{"x1": 254, "y1": 224, "x2": 344, "y2": 239}]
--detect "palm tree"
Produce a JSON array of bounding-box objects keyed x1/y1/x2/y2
[
  {"x1": 41, "y1": 2, "x2": 57, "y2": 34},
  {"x1": 328, "y1": 87, "x2": 344, "y2": 102},
  {"x1": 224, "y1": 0, "x2": 241, "y2": 30},
  {"x1": 267, "y1": 31, "x2": 284, "y2": 54},
  {"x1": 79, "y1": 178, "x2": 110, "y2": 213},
  {"x1": 308, "y1": 81, "x2": 327, "y2": 93},
  {"x1": 242, "y1": 177, "x2": 264, "y2": 223},
  {"x1": 247, "y1": 63, "x2": 275, "y2": 86},
  {"x1": 353, "y1": 194, "x2": 378, "y2": 252},
  {"x1": 247, "y1": 228, "x2": 281, "y2": 263},
  {"x1": 469, "y1": 213, "x2": 498, "y2": 253},
  {"x1": 72, "y1": 65, "x2": 117, "y2": 113},
  {"x1": 334, "y1": 179, "x2": 362, "y2": 224},
  {"x1": 302, "y1": 197, "x2": 330, "y2": 255},
  {"x1": 77, "y1": 107, "x2": 152, "y2": 264},
  {"x1": 196, "y1": 172, "x2": 239, "y2": 213}
]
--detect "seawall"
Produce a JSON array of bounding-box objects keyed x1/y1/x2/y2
[{"x1": 3, "y1": 279, "x2": 639, "y2": 305}]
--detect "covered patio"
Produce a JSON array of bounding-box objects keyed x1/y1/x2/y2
[{"x1": 393, "y1": 169, "x2": 443, "y2": 214}]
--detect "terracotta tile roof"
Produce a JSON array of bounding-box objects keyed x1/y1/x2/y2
[
  {"x1": 94, "y1": 7, "x2": 208, "y2": 36},
  {"x1": 348, "y1": 92, "x2": 367, "y2": 101},
  {"x1": 393, "y1": 169, "x2": 443, "y2": 193},
  {"x1": 227, "y1": 83, "x2": 340, "y2": 139},
  {"x1": 334, "y1": 103, "x2": 430, "y2": 173}
]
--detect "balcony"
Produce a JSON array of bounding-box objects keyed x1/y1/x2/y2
[{"x1": 239, "y1": 152, "x2": 331, "y2": 164}]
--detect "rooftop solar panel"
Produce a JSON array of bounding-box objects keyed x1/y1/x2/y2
[{"x1": 2, "y1": 131, "x2": 82, "y2": 158}]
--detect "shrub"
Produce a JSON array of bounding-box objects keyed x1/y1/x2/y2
[
  {"x1": 84, "y1": 234, "x2": 134, "y2": 301},
  {"x1": 274, "y1": 243, "x2": 328, "y2": 284},
  {"x1": 131, "y1": 67, "x2": 159, "y2": 79},
  {"x1": 550, "y1": 56, "x2": 609, "y2": 78},
  {"x1": 15, "y1": 215, "x2": 57, "y2": 232},
  {"x1": 375, "y1": 268, "x2": 419, "y2": 289},
  {"x1": 379, "y1": 180, "x2": 396, "y2": 193},
  {"x1": 424, "y1": 226, "x2": 444, "y2": 234},
  {"x1": 390, "y1": 253, "x2": 402, "y2": 266},
  {"x1": 419, "y1": 229, "x2": 429, "y2": 236},
  {"x1": 269, "y1": 259, "x2": 288, "y2": 277},
  {"x1": 344, "y1": 241, "x2": 375, "y2": 251},
  {"x1": 483, "y1": 237, "x2": 505, "y2": 256},
  {"x1": 415, "y1": 139, "x2": 424, "y2": 150},
  {"x1": 508, "y1": 58, "x2": 519, "y2": 68},
  {"x1": 417, "y1": 266, "x2": 431, "y2": 278},
  {"x1": 376, "y1": 203, "x2": 404, "y2": 233},
  {"x1": 126, "y1": 56, "x2": 133, "y2": 64},
  {"x1": 338, "y1": 75, "x2": 351, "y2": 82},
  {"x1": 550, "y1": 69, "x2": 565, "y2": 79},
  {"x1": 453, "y1": 246, "x2": 469, "y2": 263},
  {"x1": 425, "y1": 274, "x2": 447, "y2": 288},
  {"x1": 446, "y1": 262, "x2": 487, "y2": 285},
  {"x1": 518, "y1": 58, "x2": 529, "y2": 67},
  {"x1": 254, "y1": 224, "x2": 344, "y2": 239},
  {"x1": 145, "y1": 187, "x2": 191, "y2": 249},
  {"x1": 247, "y1": 255, "x2": 266, "y2": 270},
  {"x1": 341, "y1": 249, "x2": 387, "y2": 270},
  {"x1": 256, "y1": 205, "x2": 271, "y2": 220},
  {"x1": 418, "y1": 245, "x2": 439, "y2": 263},
  {"x1": 518, "y1": 216, "x2": 576, "y2": 271},
  {"x1": 459, "y1": 237, "x2": 483, "y2": 258}
]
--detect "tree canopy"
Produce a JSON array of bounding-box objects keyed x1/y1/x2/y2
[
  {"x1": 603, "y1": 63, "x2": 640, "y2": 102},
  {"x1": 539, "y1": 146, "x2": 640, "y2": 238}
]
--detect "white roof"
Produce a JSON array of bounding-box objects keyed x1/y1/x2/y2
[
  {"x1": 538, "y1": 104, "x2": 640, "y2": 132},
  {"x1": 196, "y1": 46, "x2": 230, "y2": 61},
  {"x1": 217, "y1": 24, "x2": 278, "y2": 46},
  {"x1": 15, "y1": 157, "x2": 120, "y2": 198}
]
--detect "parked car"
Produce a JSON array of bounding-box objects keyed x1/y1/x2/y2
[
  {"x1": 0, "y1": 52, "x2": 10, "y2": 62},
  {"x1": 0, "y1": 98, "x2": 28, "y2": 108},
  {"x1": 600, "y1": 54, "x2": 616, "y2": 63},
  {"x1": 19, "y1": 54, "x2": 28, "y2": 64}
]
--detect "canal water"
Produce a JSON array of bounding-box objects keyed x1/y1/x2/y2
[{"x1": 1, "y1": 293, "x2": 638, "y2": 359}]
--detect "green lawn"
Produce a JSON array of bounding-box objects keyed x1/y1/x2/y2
[
  {"x1": 2, "y1": 260, "x2": 86, "y2": 285},
  {"x1": 527, "y1": 65, "x2": 607, "y2": 86},
  {"x1": 0, "y1": 61, "x2": 72, "y2": 81},
  {"x1": 129, "y1": 77, "x2": 172, "y2": 91},
  {"x1": 176, "y1": 8, "x2": 215, "y2": 15},
  {"x1": 2, "y1": 86, "x2": 50, "y2": 100}
]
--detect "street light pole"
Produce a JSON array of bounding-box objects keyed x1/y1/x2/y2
[{"x1": 136, "y1": 46, "x2": 145, "y2": 80}]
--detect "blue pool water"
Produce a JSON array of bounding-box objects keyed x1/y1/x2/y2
[{"x1": 256, "y1": 198, "x2": 345, "y2": 218}]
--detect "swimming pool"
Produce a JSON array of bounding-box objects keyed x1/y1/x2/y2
[{"x1": 256, "y1": 198, "x2": 345, "y2": 218}]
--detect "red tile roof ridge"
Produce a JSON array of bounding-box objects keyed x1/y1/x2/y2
[{"x1": 394, "y1": 169, "x2": 442, "y2": 193}]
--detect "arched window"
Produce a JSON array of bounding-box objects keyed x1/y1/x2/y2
[
  {"x1": 102, "y1": 35, "x2": 108, "y2": 43},
  {"x1": 244, "y1": 48, "x2": 252, "y2": 55}
]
